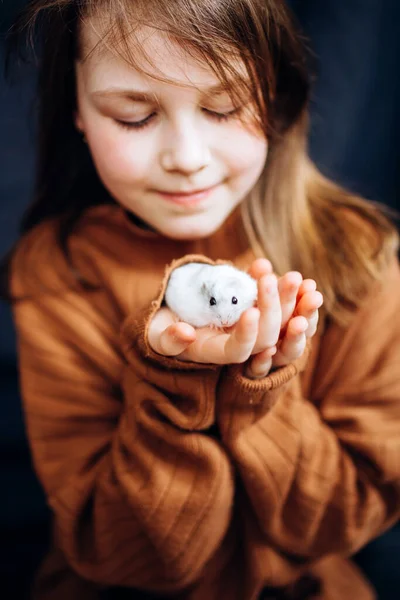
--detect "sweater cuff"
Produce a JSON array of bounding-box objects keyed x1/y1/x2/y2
[
  {"x1": 216, "y1": 342, "x2": 311, "y2": 440},
  {"x1": 219, "y1": 340, "x2": 311, "y2": 403},
  {"x1": 120, "y1": 253, "x2": 235, "y2": 372}
]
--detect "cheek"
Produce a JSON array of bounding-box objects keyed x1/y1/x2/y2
[
  {"x1": 219, "y1": 127, "x2": 268, "y2": 179},
  {"x1": 86, "y1": 122, "x2": 151, "y2": 185}
]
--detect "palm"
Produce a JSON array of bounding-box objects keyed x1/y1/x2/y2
[
  {"x1": 148, "y1": 258, "x2": 323, "y2": 375},
  {"x1": 149, "y1": 306, "x2": 260, "y2": 364}
]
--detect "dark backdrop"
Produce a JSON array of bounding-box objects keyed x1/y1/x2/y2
[{"x1": 1, "y1": 1, "x2": 399, "y2": 598}]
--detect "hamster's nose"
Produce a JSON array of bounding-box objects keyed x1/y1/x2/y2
[{"x1": 221, "y1": 315, "x2": 232, "y2": 326}]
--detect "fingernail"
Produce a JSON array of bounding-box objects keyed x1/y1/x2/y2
[{"x1": 172, "y1": 333, "x2": 188, "y2": 344}]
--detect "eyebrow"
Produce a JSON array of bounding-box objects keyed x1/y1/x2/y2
[
  {"x1": 90, "y1": 82, "x2": 234, "y2": 102},
  {"x1": 91, "y1": 89, "x2": 155, "y2": 102}
]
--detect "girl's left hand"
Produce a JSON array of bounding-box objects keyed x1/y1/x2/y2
[
  {"x1": 148, "y1": 259, "x2": 323, "y2": 375},
  {"x1": 245, "y1": 259, "x2": 323, "y2": 378}
]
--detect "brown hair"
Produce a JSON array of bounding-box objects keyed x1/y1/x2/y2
[{"x1": 1, "y1": 0, "x2": 398, "y2": 325}]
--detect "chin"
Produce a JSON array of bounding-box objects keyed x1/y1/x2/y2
[
  {"x1": 159, "y1": 221, "x2": 223, "y2": 241},
  {"x1": 164, "y1": 212, "x2": 231, "y2": 240},
  {"x1": 160, "y1": 228, "x2": 209, "y2": 241}
]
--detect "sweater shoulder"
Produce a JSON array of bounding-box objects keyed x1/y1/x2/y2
[
  {"x1": 9, "y1": 205, "x2": 156, "y2": 297},
  {"x1": 9, "y1": 204, "x2": 173, "y2": 325}
]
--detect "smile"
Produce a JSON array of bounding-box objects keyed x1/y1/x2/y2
[{"x1": 154, "y1": 184, "x2": 219, "y2": 206}]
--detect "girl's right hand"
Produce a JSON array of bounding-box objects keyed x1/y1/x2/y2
[
  {"x1": 148, "y1": 305, "x2": 262, "y2": 365},
  {"x1": 148, "y1": 262, "x2": 321, "y2": 367}
]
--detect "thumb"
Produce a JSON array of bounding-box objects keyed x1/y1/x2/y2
[
  {"x1": 148, "y1": 307, "x2": 196, "y2": 356},
  {"x1": 158, "y1": 323, "x2": 196, "y2": 356}
]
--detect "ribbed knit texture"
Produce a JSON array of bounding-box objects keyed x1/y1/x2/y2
[{"x1": 10, "y1": 204, "x2": 400, "y2": 600}]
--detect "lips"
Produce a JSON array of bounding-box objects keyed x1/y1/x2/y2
[
  {"x1": 159, "y1": 185, "x2": 217, "y2": 196},
  {"x1": 155, "y1": 184, "x2": 219, "y2": 206}
]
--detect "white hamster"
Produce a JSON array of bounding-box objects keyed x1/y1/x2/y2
[{"x1": 164, "y1": 262, "x2": 258, "y2": 328}]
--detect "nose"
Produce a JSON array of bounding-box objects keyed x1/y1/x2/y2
[{"x1": 160, "y1": 118, "x2": 211, "y2": 174}]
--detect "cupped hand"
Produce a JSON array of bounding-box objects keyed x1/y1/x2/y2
[
  {"x1": 148, "y1": 259, "x2": 323, "y2": 374},
  {"x1": 245, "y1": 259, "x2": 323, "y2": 378},
  {"x1": 148, "y1": 304, "x2": 261, "y2": 365}
]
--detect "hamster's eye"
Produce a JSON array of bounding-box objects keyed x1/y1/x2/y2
[
  {"x1": 232, "y1": 297, "x2": 238, "y2": 305},
  {"x1": 210, "y1": 297, "x2": 217, "y2": 306}
]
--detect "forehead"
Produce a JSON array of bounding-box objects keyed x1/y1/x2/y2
[{"x1": 79, "y1": 19, "x2": 241, "y2": 93}]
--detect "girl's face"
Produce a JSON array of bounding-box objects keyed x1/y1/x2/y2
[{"x1": 75, "y1": 25, "x2": 268, "y2": 240}]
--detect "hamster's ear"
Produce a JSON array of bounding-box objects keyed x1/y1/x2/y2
[{"x1": 201, "y1": 282, "x2": 208, "y2": 297}]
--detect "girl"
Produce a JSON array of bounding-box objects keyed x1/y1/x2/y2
[{"x1": 2, "y1": 1, "x2": 400, "y2": 599}]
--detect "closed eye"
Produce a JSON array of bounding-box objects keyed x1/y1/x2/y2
[
  {"x1": 115, "y1": 113, "x2": 156, "y2": 130},
  {"x1": 115, "y1": 106, "x2": 242, "y2": 130},
  {"x1": 202, "y1": 107, "x2": 242, "y2": 121}
]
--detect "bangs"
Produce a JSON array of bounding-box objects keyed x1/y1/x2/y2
[
  {"x1": 13, "y1": 0, "x2": 309, "y2": 138},
  {"x1": 77, "y1": 0, "x2": 272, "y2": 132}
]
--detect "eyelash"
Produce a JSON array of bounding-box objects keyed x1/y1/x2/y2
[{"x1": 115, "y1": 107, "x2": 241, "y2": 131}]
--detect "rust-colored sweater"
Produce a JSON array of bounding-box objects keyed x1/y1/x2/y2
[{"x1": 10, "y1": 204, "x2": 400, "y2": 600}]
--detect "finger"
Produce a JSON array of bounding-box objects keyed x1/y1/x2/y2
[
  {"x1": 295, "y1": 290, "x2": 323, "y2": 316},
  {"x1": 246, "y1": 345, "x2": 277, "y2": 379},
  {"x1": 253, "y1": 274, "x2": 282, "y2": 353},
  {"x1": 224, "y1": 307, "x2": 260, "y2": 363},
  {"x1": 305, "y1": 311, "x2": 319, "y2": 338},
  {"x1": 273, "y1": 316, "x2": 308, "y2": 366},
  {"x1": 297, "y1": 279, "x2": 317, "y2": 300},
  {"x1": 158, "y1": 323, "x2": 197, "y2": 356},
  {"x1": 295, "y1": 290, "x2": 323, "y2": 336},
  {"x1": 247, "y1": 258, "x2": 273, "y2": 280},
  {"x1": 278, "y1": 271, "x2": 303, "y2": 327},
  {"x1": 148, "y1": 308, "x2": 196, "y2": 356}
]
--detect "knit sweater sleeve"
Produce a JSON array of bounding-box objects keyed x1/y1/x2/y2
[
  {"x1": 11, "y1": 246, "x2": 234, "y2": 593},
  {"x1": 216, "y1": 258, "x2": 400, "y2": 560}
]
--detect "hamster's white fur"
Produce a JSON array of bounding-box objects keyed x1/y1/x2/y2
[{"x1": 165, "y1": 262, "x2": 258, "y2": 328}]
